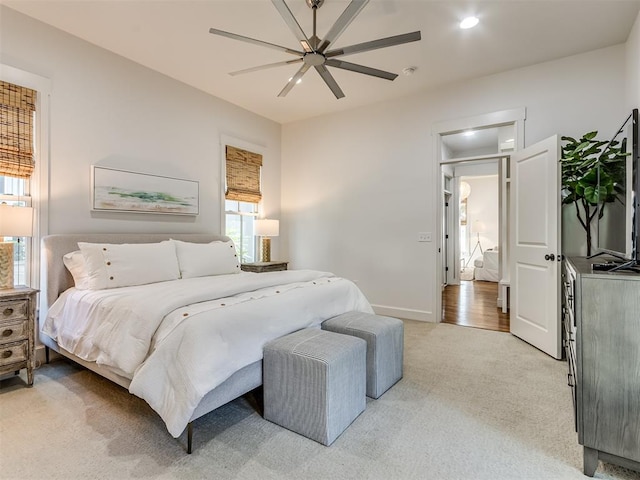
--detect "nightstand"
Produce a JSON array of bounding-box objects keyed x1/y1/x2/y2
[
  {"x1": 241, "y1": 261, "x2": 288, "y2": 273},
  {"x1": 0, "y1": 287, "x2": 38, "y2": 386}
]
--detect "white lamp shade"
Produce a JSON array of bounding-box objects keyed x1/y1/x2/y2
[
  {"x1": 471, "y1": 220, "x2": 486, "y2": 234},
  {"x1": 254, "y1": 219, "x2": 279, "y2": 237},
  {"x1": 0, "y1": 205, "x2": 33, "y2": 237}
]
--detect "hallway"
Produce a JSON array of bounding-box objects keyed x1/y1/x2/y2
[{"x1": 442, "y1": 280, "x2": 510, "y2": 332}]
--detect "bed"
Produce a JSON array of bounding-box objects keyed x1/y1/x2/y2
[
  {"x1": 39, "y1": 233, "x2": 373, "y2": 452},
  {"x1": 473, "y1": 249, "x2": 500, "y2": 282}
]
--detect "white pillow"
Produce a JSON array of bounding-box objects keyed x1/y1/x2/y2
[
  {"x1": 78, "y1": 241, "x2": 181, "y2": 290},
  {"x1": 173, "y1": 240, "x2": 240, "y2": 278},
  {"x1": 62, "y1": 250, "x2": 90, "y2": 290}
]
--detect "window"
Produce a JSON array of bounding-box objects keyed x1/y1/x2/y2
[
  {"x1": 225, "y1": 200, "x2": 257, "y2": 263},
  {"x1": 0, "y1": 80, "x2": 36, "y2": 286},
  {"x1": 0, "y1": 178, "x2": 31, "y2": 285},
  {"x1": 224, "y1": 145, "x2": 263, "y2": 263}
]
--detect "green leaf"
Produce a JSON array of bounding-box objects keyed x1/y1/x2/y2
[
  {"x1": 584, "y1": 185, "x2": 608, "y2": 205},
  {"x1": 583, "y1": 131, "x2": 598, "y2": 140}
]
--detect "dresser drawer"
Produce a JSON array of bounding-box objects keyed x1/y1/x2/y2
[
  {"x1": 0, "y1": 320, "x2": 28, "y2": 344},
  {"x1": 0, "y1": 340, "x2": 28, "y2": 367},
  {"x1": 0, "y1": 300, "x2": 28, "y2": 324}
]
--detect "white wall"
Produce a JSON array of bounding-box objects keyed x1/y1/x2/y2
[
  {"x1": 282, "y1": 45, "x2": 627, "y2": 322},
  {"x1": 626, "y1": 10, "x2": 640, "y2": 109},
  {"x1": 0, "y1": 7, "x2": 281, "y2": 254},
  {"x1": 462, "y1": 175, "x2": 499, "y2": 265}
]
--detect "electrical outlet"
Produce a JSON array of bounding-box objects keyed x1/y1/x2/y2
[{"x1": 418, "y1": 232, "x2": 432, "y2": 242}]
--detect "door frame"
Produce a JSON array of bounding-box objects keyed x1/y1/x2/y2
[
  {"x1": 442, "y1": 169, "x2": 455, "y2": 286},
  {"x1": 432, "y1": 107, "x2": 526, "y2": 322}
]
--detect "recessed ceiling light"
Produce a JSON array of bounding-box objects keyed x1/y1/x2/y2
[
  {"x1": 460, "y1": 16, "x2": 479, "y2": 29},
  {"x1": 463, "y1": 130, "x2": 475, "y2": 137}
]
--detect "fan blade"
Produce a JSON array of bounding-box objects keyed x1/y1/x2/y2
[
  {"x1": 209, "y1": 28, "x2": 304, "y2": 56},
  {"x1": 229, "y1": 58, "x2": 304, "y2": 76},
  {"x1": 271, "y1": 0, "x2": 313, "y2": 52},
  {"x1": 278, "y1": 63, "x2": 311, "y2": 97},
  {"x1": 317, "y1": 0, "x2": 369, "y2": 53},
  {"x1": 325, "y1": 59, "x2": 397, "y2": 81},
  {"x1": 325, "y1": 31, "x2": 421, "y2": 58},
  {"x1": 314, "y1": 65, "x2": 345, "y2": 99}
]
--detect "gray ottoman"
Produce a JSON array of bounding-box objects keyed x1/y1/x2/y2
[
  {"x1": 322, "y1": 312, "x2": 403, "y2": 399},
  {"x1": 263, "y1": 328, "x2": 366, "y2": 446}
]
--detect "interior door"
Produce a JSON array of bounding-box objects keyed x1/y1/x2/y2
[{"x1": 510, "y1": 135, "x2": 562, "y2": 359}]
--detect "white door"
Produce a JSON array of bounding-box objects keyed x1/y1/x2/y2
[{"x1": 510, "y1": 135, "x2": 562, "y2": 359}]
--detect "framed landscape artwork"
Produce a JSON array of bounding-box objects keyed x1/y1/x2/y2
[{"x1": 91, "y1": 166, "x2": 199, "y2": 215}]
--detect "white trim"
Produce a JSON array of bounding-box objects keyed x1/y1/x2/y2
[
  {"x1": 1, "y1": 64, "x2": 51, "y2": 291},
  {"x1": 432, "y1": 107, "x2": 526, "y2": 136},
  {"x1": 433, "y1": 107, "x2": 526, "y2": 323},
  {"x1": 371, "y1": 304, "x2": 434, "y2": 323},
  {"x1": 440, "y1": 153, "x2": 507, "y2": 165},
  {"x1": 219, "y1": 134, "x2": 267, "y2": 259}
]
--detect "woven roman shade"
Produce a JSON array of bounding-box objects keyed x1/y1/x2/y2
[
  {"x1": 0, "y1": 81, "x2": 36, "y2": 179},
  {"x1": 225, "y1": 145, "x2": 262, "y2": 203}
]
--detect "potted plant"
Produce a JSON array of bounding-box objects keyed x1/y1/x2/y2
[{"x1": 560, "y1": 131, "x2": 628, "y2": 255}]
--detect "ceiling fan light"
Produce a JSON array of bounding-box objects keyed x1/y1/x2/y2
[{"x1": 460, "y1": 16, "x2": 479, "y2": 29}]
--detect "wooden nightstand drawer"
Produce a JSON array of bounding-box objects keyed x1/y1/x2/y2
[
  {"x1": 241, "y1": 261, "x2": 288, "y2": 273},
  {"x1": 0, "y1": 320, "x2": 28, "y2": 344},
  {"x1": 0, "y1": 300, "x2": 28, "y2": 323},
  {"x1": 0, "y1": 340, "x2": 28, "y2": 368}
]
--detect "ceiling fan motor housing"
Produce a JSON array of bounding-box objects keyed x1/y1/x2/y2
[{"x1": 303, "y1": 52, "x2": 326, "y2": 65}]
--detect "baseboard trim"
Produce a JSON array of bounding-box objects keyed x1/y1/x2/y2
[
  {"x1": 35, "y1": 344, "x2": 51, "y2": 365},
  {"x1": 371, "y1": 305, "x2": 435, "y2": 322}
]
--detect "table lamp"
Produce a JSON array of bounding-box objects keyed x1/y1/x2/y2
[
  {"x1": 254, "y1": 219, "x2": 279, "y2": 263},
  {"x1": 0, "y1": 204, "x2": 33, "y2": 289}
]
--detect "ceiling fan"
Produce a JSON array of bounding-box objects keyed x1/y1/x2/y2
[{"x1": 209, "y1": 0, "x2": 421, "y2": 99}]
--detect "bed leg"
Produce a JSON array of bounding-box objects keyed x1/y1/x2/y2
[
  {"x1": 45, "y1": 346, "x2": 50, "y2": 364},
  {"x1": 187, "y1": 422, "x2": 193, "y2": 454}
]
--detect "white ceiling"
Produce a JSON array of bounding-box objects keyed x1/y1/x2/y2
[
  {"x1": 442, "y1": 127, "x2": 500, "y2": 157},
  {"x1": 4, "y1": 0, "x2": 640, "y2": 124}
]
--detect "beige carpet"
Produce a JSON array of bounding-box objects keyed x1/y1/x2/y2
[{"x1": 1, "y1": 321, "x2": 638, "y2": 480}]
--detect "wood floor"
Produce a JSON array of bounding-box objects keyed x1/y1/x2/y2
[{"x1": 442, "y1": 280, "x2": 510, "y2": 332}]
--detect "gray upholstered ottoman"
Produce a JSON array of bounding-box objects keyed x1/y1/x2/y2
[
  {"x1": 322, "y1": 312, "x2": 403, "y2": 399},
  {"x1": 263, "y1": 328, "x2": 366, "y2": 446}
]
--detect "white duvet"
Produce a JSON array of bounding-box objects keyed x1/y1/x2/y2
[{"x1": 44, "y1": 270, "x2": 373, "y2": 437}]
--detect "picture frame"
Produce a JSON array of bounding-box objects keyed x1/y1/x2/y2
[{"x1": 91, "y1": 166, "x2": 199, "y2": 215}]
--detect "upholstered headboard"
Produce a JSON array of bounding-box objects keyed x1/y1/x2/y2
[{"x1": 40, "y1": 233, "x2": 230, "y2": 315}]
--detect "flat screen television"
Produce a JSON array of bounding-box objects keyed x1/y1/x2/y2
[{"x1": 594, "y1": 108, "x2": 639, "y2": 271}]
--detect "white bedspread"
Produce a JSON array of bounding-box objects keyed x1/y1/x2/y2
[{"x1": 44, "y1": 270, "x2": 373, "y2": 437}]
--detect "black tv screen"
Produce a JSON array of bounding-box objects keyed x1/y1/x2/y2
[{"x1": 596, "y1": 108, "x2": 639, "y2": 263}]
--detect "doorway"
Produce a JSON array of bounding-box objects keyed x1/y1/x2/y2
[
  {"x1": 433, "y1": 108, "x2": 526, "y2": 332},
  {"x1": 441, "y1": 159, "x2": 508, "y2": 332}
]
